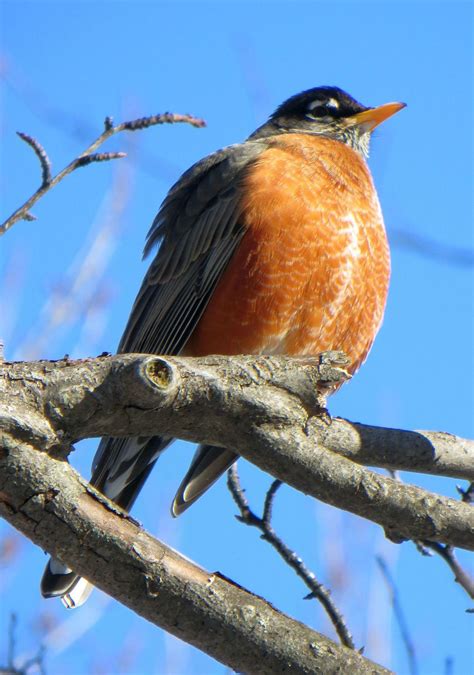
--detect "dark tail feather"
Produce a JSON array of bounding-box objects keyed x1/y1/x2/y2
[
  {"x1": 40, "y1": 436, "x2": 169, "y2": 607},
  {"x1": 41, "y1": 561, "x2": 94, "y2": 607},
  {"x1": 172, "y1": 444, "x2": 237, "y2": 517}
]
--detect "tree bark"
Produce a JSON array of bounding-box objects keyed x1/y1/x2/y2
[
  {"x1": 1, "y1": 353, "x2": 472, "y2": 549},
  {"x1": 1, "y1": 352, "x2": 473, "y2": 672},
  {"x1": 0, "y1": 433, "x2": 389, "y2": 674}
]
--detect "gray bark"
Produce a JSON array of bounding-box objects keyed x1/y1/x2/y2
[
  {"x1": 0, "y1": 433, "x2": 388, "y2": 674},
  {"x1": 1, "y1": 353, "x2": 472, "y2": 549},
  {"x1": 1, "y1": 351, "x2": 473, "y2": 672}
]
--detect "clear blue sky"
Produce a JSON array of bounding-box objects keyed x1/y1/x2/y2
[{"x1": 1, "y1": 2, "x2": 473, "y2": 674}]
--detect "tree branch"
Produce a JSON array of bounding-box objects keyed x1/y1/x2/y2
[
  {"x1": 1, "y1": 112, "x2": 205, "y2": 236},
  {"x1": 311, "y1": 417, "x2": 474, "y2": 481},
  {"x1": 376, "y1": 556, "x2": 418, "y2": 675},
  {"x1": 227, "y1": 467, "x2": 355, "y2": 649},
  {"x1": 0, "y1": 433, "x2": 389, "y2": 674},
  {"x1": 1, "y1": 353, "x2": 473, "y2": 551},
  {"x1": 419, "y1": 543, "x2": 474, "y2": 601}
]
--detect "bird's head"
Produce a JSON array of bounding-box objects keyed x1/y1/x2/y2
[{"x1": 250, "y1": 86, "x2": 406, "y2": 156}]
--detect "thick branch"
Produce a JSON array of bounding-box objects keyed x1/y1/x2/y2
[
  {"x1": 0, "y1": 434, "x2": 388, "y2": 675},
  {"x1": 312, "y1": 417, "x2": 474, "y2": 481},
  {"x1": 1, "y1": 354, "x2": 473, "y2": 551}
]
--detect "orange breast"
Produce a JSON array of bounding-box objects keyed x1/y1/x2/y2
[{"x1": 184, "y1": 134, "x2": 390, "y2": 374}]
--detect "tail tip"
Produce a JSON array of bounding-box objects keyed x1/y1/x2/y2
[{"x1": 41, "y1": 559, "x2": 93, "y2": 608}]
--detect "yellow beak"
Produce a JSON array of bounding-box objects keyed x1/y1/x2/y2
[{"x1": 351, "y1": 101, "x2": 406, "y2": 131}]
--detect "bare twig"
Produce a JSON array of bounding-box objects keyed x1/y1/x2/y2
[
  {"x1": 376, "y1": 556, "x2": 418, "y2": 675},
  {"x1": 444, "y1": 656, "x2": 454, "y2": 675},
  {"x1": 393, "y1": 470, "x2": 474, "y2": 602},
  {"x1": 0, "y1": 613, "x2": 46, "y2": 675},
  {"x1": 15, "y1": 141, "x2": 135, "y2": 361},
  {"x1": 262, "y1": 477, "x2": 281, "y2": 525},
  {"x1": 420, "y1": 543, "x2": 474, "y2": 601},
  {"x1": 7, "y1": 613, "x2": 17, "y2": 671},
  {"x1": 394, "y1": 464, "x2": 474, "y2": 606},
  {"x1": 227, "y1": 465, "x2": 355, "y2": 649},
  {"x1": 1, "y1": 112, "x2": 205, "y2": 236},
  {"x1": 419, "y1": 482, "x2": 474, "y2": 601},
  {"x1": 391, "y1": 228, "x2": 474, "y2": 268},
  {"x1": 74, "y1": 151, "x2": 126, "y2": 167},
  {"x1": 16, "y1": 648, "x2": 46, "y2": 675},
  {"x1": 118, "y1": 111, "x2": 206, "y2": 131},
  {"x1": 16, "y1": 132, "x2": 52, "y2": 186}
]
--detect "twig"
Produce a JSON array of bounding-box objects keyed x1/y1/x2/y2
[
  {"x1": 390, "y1": 228, "x2": 474, "y2": 268},
  {"x1": 17, "y1": 648, "x2": 46, "y2": 675},
  {"x1": 376, "y1": 556, "x2": 418, "y2": 675},
  {"x1": 262, "y1": 478, "x2": 281, "y2": 525},
  {"x1": 0, "y1": 613, "x2": 46, "y2": 675},
  {"x1": 1, "y1": 112, "x2": 206, "y2": 236},
  {"x1": 444, "y1": 656, "x2": 454, "y2": 675},
  {"x1": 7, "y1": 614, "x2": 17, "y2": 671},
  {"x1": 392, "y1": 470, "x2": 474, "y2": 602},
  {"x1": 420, "y1": 542, "x2": 474, "y2": 601},
  {"x1": 16, "y1": 132, "x2": 51, "y2": 186},
  {"x1": 227, "y1": 465, "x2": 355, "y2": 649},
  {"x1": 74, "y1": 151, "x2": 126, "y2": 167},
  {"x1": 15, "y1": 139, "x2": 135, "y2": 361},
  {"x1": 417, "y1": 481, "x2": 474, "y2": 602}
]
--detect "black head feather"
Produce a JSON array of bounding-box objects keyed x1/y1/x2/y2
[{"x1": 271, "y1": 86, "x2": 368, "y2": 122}]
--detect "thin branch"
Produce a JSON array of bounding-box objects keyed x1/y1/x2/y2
[
  {"x1": 420, "y1": 543, "x2": 474, "y2": 601},
  {"x1": 0, "y1": 613, "x2": 46, "y2": 675},
  {"x1": 262, "y1": 477, "x2": 281, "y2": 526},
  {"x1": 1, "y1": 112, "x2": 206, "y2": 236},
  {"x1": 227, "y1": 466, "x2": 355, "y2": 649},
  {"x1": 392, "y1": 466, "x2": 473, "y2": 601},
  {"x1": 444, "y1": 656, "x2": 454, "y2": 675},
  {"x1": 118, "y1": 112, "x2": 206, "y2": 131},
  {"x1": 413, "y1": 478, "x2": 473, "y2": 601},
  {"x1": 376, "y1": 556, "x2": 418, "y2": 675},
  {"x1": 15, "y1": 147, "x2": 135, "y2": 361},
  {"x1": 390, "y1": 228, "x2": 474, "y2": 268},
  {"x1": 16, "y1": 132, "x2": 52, "y2": 186},
  {"x1": 17, "y1": 647, "x2": 46, "y2": 675},
  {"x1": 8, "y1": 614, "x2": 16, "y2": 671},
  {"x1": 74, "y1": 151, "x2": 126, "y2": 167}
]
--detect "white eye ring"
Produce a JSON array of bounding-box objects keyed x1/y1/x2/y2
[{"x1": 307, "y1": 97, "x2": 339, "y2": 112}]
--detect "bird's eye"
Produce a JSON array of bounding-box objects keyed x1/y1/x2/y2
[
  {"x1": 306, "y1": 97, "x2": 339, "y2": 119},
  {"x1": 306, "y1": 104, "x2": 326, "y2": 118}
]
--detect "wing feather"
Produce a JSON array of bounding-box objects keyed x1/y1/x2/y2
[{"x1": 92, "y1": 139, "x2": 267, "y2": 495}]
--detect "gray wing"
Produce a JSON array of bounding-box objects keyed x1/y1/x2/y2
[
  {"x1": 41, "y1": 139, "x2": 272, "y2": 604},
  {"x1": 117, "y1": 140, "x2": 267, "y2": 354},
  {"x1": 91, "y1": 139, "x2": 269, "y2": 491}
]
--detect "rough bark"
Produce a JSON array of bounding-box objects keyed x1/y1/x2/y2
[
  {"x1": 0, "y1": 434, "x2": 389, "y2": 674},
  {"x1": 1, "y1": 353, "x2": 472, "y2": 550},
  {"x1": 1, "y1": 352, "x2": 473, "y2": 672}
]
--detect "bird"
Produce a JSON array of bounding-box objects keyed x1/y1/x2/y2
[{"x1": 40, "y1": 86, "x2": 405, "y2": 608}]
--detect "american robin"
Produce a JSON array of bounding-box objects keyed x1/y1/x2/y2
[{"x1": 41, "y1": 86, "x2": 405, "y2": 607}]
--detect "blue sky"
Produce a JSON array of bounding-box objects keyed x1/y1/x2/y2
[{"x1": 1, "y1": 2, "x2": 473, "y2": 674}]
